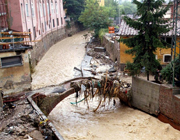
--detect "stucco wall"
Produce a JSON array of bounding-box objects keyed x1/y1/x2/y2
[
  {"x1": 0, "y1": 50, "x2": 31, "y2": 95},
  {"x1": 119, "y1": 36, "x2": 175, "y2": 71},
  {"x1": 102, "y1": 36, "x2": 120, "y2": 64},
  {"x1": 131, "y1": 77, "x2": 160, "y2": 116},
  {"x1": 8, "y1": 0, "x2": 23, "y2": 31}
]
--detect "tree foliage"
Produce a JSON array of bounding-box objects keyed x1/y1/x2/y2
[
  {"x1": 119, "y1": 0, "x2": 171, "y2": 80},
  {"x1": 79, "y1": 0, "x2": 112, "y2": 38},
  {"x1": 104, "y1": 0, "x2": 119, "y2": 18},
  {"x1": 161, "y1": 57, "x2": 180, "y2": 85},
  {"x1": 63, "y1": 0, "x2": 85, "y2": 21},
  {"x1": 119, "y1": 1, "x2": 137, "y2": 15}
]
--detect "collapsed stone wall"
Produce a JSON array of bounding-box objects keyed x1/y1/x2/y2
[
  {"x1": 102, "y1": 36, "x2": 120, "y2": 65},
  {"x1": 30, "y1": 23, "x2": 80, "y2": 69}
]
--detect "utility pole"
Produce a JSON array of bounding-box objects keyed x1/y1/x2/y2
[
  {"x1": 0, "y1": 87, "x2": 3, "y2": 111},
  {"x1": 171, "y1": 0, "x2": 180, "y2": 86}
]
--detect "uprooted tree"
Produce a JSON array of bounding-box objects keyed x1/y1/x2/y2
[{"x1": 119, "y1": 0, "x2": 171, "y2": 80}]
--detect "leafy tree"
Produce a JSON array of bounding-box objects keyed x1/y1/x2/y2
[
  {"x1": 63, "y1": 0, "x2": 85, "y2": 21},
  {"x1": 79, "y1": 0, "x2": 112, "y2": 38},
  {"x1": 104, "y1": 0, "x2": 119, "y2": 18},
  {"x1": 119, "y1": 0, "x2": 171, "y2": 80},
  {"x1": 120, "y1": 1, "x2": 137, "y2": 15}
]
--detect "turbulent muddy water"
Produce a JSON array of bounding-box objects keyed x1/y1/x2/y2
[
  {"x1": 31, "y1": 31, "x2": 87, "y2": 90},
  {"x1": 49, "y1": 95, "x2": 180, "y2": 140},
  {"x1": 32, "y1": 31, "x2": 180, "y2": 140}
]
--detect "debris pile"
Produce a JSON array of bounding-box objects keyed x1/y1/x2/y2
[
  {"x1": 70, "y1": 74, "x2": 132, "y2": 112},
  {"x1": 0, "y1": 94, "x2": 56, "y2": 140}
]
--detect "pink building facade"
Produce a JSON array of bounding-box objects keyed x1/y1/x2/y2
[
  {"x1": 0, "y1": 0, "x2": 8, "y2": 32},
  {"x1": 7, "y1": 0, "x2": 65, "y2": 42}
]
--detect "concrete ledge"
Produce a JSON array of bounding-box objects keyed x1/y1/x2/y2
[{"x1": 27, "y1": 94, "x2": 65, "y2": 140}]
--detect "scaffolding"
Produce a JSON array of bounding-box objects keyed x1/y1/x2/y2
[{"x1": 171, "y1": 0, "x2": 180, "y2": 86}]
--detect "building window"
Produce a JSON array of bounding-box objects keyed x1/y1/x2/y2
[
  {"x1": 57, "y1": 18, "x2": 59, "y2": 26},
  {"x1": 21, "y1": 4, "x2": 24, "y2": 19},
  {"x1": 0, "y1": 55, "x2": 23, "y2": 68},
  {"x1": 178, "y1": 5, "x2": 180, "y2": 15},
  {"x1": 26, "y1": 4, "x2": 29, "y2": 16},
  {"x1": 53, "y1": 19, "x2": 55, "y2": 27},
  {"x1": 45, "y1": 22, "x2": 47, "y2": 31},
  {"x1": 31, "y1": 3, "x2": 34, "y2": 17},
  {"x1": 51, "y1": 2, "x2": 54, "y2": 14},
  {"x1": 61, "y1": 17, "x2": 63, "y2": 25},
  {"x1": 163, "y1": 54, "x2": 171, "y2": 63},
  {"x1": 43, "y1": 3, "x2": 46, "y2": 16},
  {"x1": 55, "y1": 2, "x2": 58, "y2": 14},
  {"x1": 40, "y1": 3, "x2": 43, "y2": 17},
  {"x1": 42, "y1": 23, "x2": 44, "y2": 32},
  {"x1": 161, "y1": 37, "x2": 174, "y2": 45},
  {"x1": 33, "y1": 27, "x2": 36, "y2": 39},
  {"x1": 28, "y1": 29, "x2": 31, "y2": 41},
  {"x1": 47, "y1": 2, "x2": 50, "y2": 16}
]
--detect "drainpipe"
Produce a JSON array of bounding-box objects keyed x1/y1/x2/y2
[
  {"x1": 0, "y1": 88, "x2": 3, "y2": 110},
  {"x1": 23, "y1": 0, "x2": 28, "y2": 44},
  {"x1": 34, "y1": 0, "x2": 38, "y2": 31},
  {"x1": 30, "y1": 0, "x2": 35, "y2": 41},
  {"x1": 5, "y1": 0, "x2": 9, "y2": 30}
]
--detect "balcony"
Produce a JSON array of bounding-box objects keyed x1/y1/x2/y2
[
  {"x1": 0, "y1": 27, "x2": 8, "y2": 32},
  {"x1": 0, "y1": 12, "x2": 6, "y2": 16},
  {"x1": 0, "y1": 44, "x2": 33, "y2": 52}
]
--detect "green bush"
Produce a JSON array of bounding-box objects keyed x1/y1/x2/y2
[{"x1": 161, "y1": 57, "x2": 180, "y2": 84}]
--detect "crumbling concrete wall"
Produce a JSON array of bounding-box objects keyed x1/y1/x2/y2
[
  {"x1": 30, "y1": 24, "x2": 80, "y2": 68},
  {"x1": 131, "y1": 77, "x2": 160, "y2": 116},
  {"x1": 102, "y1": 36, "x2": 120, "y2": 64},
  {"x1": 159, "y1": 85, "x2": 180, "y2": 124},
  {"x1": 0, "y1": 51, "x2": 31, "y2": 95}
]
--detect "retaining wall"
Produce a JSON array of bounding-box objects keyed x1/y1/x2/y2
[
  {"x1": 159, "y1": 85, "x2": 180, "y2": 124},
  {"x1": 102, "y1": 36, "x2": 120, "y2": 64},
  {"x1": 131, "y1": 77, "x2": 160, "y2": 115},
  {"x1": 132, "y1": 77, "x2": 180, "y2": 128},
  {"x1": 30, "y1": 24, "x2": 80, "y2": 68}
]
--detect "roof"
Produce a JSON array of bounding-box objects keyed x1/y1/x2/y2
[{"x1": 116, "y1": 19, "x2": 180, "y2": 37}]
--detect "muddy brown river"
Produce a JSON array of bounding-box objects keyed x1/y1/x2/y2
[{"x1": 32, "y1": 31, "x2": 180, "y2": 140}]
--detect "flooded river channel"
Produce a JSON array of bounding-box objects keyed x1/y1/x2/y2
[
  {"x1": 32, "y1": 31, "x2": 180, "y2": 140},
  {"x1": 49, "y1": 95, "x2": 180, "y2": 140}
]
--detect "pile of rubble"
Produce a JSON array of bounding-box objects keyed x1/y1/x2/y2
[{"x1": 0, "y1": 94, "x2": 55, "y2": 140}]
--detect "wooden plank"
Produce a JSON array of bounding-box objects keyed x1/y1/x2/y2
[
  {"x1": 0, "y1": 32, "x2": 31, "y2": 35},
  {"x1": 0, "y1": 40, "x2": 40, "y2": 45},
  {"x1": 0, "y1": 36, "x2": 29, "y2": 39}
]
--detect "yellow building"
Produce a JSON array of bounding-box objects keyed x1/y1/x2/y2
[
  {"x1": 117, "y1": 20, "x2": 180, "y2": 71},
  {"x1": 98, "y1": 0, "x2": 104, "y2": 6}
]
